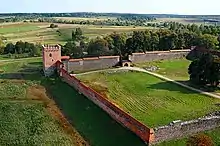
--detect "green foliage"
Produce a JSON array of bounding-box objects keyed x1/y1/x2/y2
[
  {"x1": 188, "y1": 53, "x2": 220, "y2": 87},
  {"x1": 197, "y1": 34, "x2": 218, "y2": 49},
  {"x1": 49, "y1": 23, "x2": 58, "y2": 28},
  {"x1": 87, "y1": 37, "x2": 111, "y2": 56},
  {"x1": 72, "y1": 27, "x2": 83, "y2": 41},
  {"x1": 63, "y1": 41, "x2": 83, "y2": 58},
  {"x1": 3, "y1": 41, "x2": 41, "y2": 57},
  {"x1": 0, "y1": 101, "x2": 74, "y2": 146}
]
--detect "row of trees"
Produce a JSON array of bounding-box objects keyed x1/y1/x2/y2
[
  {"x1": 0, "y1": 40, "x2": 41, "y2": 57},
  {"x1": 61, "y1": 28, "x2": 219, "y2": 59}
]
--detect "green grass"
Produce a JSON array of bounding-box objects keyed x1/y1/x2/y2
[
  {"x1": 157, "y1": 128, "x2": 220, "y2": 146},
  {"x1": 78, "y1": 71, "x2": 220, "y2": 127},
  {"x1": 0, "y1": 23, "x2": 40, "y2": 34},
  {"x1": 0, "y1": 58, "x2": 76, "y2": 145},
  {"x1": 46, "y1": 77, "x2": 146, "y2": 146},
  {"x1": 1, "y1": 22, "x2": 153, "y2": 44},
  {"x1": 135, "y1": 58, "x2": 191, "y2": 81},
  {"x1": 0, "y1": 58, "x2": 147, "y2": 146},
  {"x1": 0, "y1": 101, "x2": 74, "y2": 146}
]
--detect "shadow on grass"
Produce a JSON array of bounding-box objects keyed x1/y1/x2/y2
[
  {"x1": 147, "y1": 81, "x2": 196, "y2": 94},
  {"x1": 0, "y1": 62, "x2": 147, "y2": 146}
]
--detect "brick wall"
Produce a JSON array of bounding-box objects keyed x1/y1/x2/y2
[
  {"x1": 66, "y1": 56, "x2": 120, "y2": 73},
  {"x1": 129, "y1": 50, "x2": 190, "y2": 63},
  {"x1": 56, "y1": 61, "x2": 154, "y2": 144},
  {"x1": 56, "y1": 54, "x2": 220, "y2": 145},
  {"x1": 153, "y1": 112, "x2": 220, "y2": 144}
]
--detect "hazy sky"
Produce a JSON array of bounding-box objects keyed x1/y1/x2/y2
[{"x1": 0, "y1": 0, "x2": 219, "y2": 15}]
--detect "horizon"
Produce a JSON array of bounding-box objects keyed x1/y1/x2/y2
[
  {"x1": 0, "y1": 12, "x2": 220, "y2": 16},
  {"x1": 1, "y1": 0, "x2": 220, "y2": 15}
]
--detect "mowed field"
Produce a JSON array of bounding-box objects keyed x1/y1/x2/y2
[
  {"x1": 0, "y1": 22, "x2": 150, "y2": 44},
  {"x1": 135, "y1": 58, "x2": 191, "y2": 81},
  {"x1": 0, "y1": 58, "x2": 80, "y2": 145},
  {"x1": 78, "y1": 71, "x2": 220, "y2": 127}
]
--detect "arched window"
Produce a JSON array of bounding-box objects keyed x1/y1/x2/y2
[{"x1": 49, "y1": 53, "x2": 52, "y2": 57}]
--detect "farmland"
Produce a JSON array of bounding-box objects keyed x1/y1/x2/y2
[
  {"x1": 0, "y1": 22, "x2": 151, "y2": 44},
  {"x1": 153, "y1": 18, "x2": 205, "y2": 25},
  {"x1": 78, "y1": 71, "x2": 220, "y2": 127}
]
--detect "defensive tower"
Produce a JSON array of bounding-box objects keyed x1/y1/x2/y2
[{"x1": 42, "y1": 44, "x2": 61, "y2": 76}]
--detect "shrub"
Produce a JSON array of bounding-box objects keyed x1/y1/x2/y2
[
  {"x1": 187, "y1": 133, "x2": 214, "y2": 146},
  {"x1": 49, "y1": 23, "x2": 58, "y2": 28}
]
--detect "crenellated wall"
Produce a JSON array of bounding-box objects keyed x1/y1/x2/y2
[
  {"x1": 66, "y1": 56, "x2": 120, "y2": 73},
  {"x1": 129, "y1": 50, "x2": 190, "y2": 63},
  {"x1": 153, "y1": 112, "x2": 220, "y2": 144}
]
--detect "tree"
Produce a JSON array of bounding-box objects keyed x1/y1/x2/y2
[
  {"x1": 63, "y1": 41, "x2": 83, "y2": 58},
  {"x1": 49, "y1": 23, "x2": 58, "y2": 28},
  {"x1": 188, "y1": 53, "x2": 220, "y2": 87},
  {"x1": 4, "y1": 43, "x2": 15, "y2": 54},
  {"x1": 87, "y1": 37, "x2": 110, "y2": 56},
  {"x1": 132, "y1": 31, "x2": 146, "y2": 52},
  {"x1": 108, "y1": 32, "x2": 127, "y2": 56},
  {"x1": 30, "y1": 43, "x2": 41, "y2": 57},
  {"x1": 72, "y1": 28, "x2": 83, "y2": 41},
  {"x1": 197, "y1": 34, "x2": 218, "y2": 50},
  {"x1": 0, "y1": 39, "x2": 4, "y2": 54},
  {"x1": 187, "y1": 134, "x2": 213, "y2": 146}
]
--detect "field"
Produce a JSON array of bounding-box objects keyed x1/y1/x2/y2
[
  {"x1": 153, "y1": 18, "x2": 205, "y2": 25},
  {"x1": 0, "y1": 58, "x2": 82, "y2": 145},
  {"x1": 0, "y1": 58, "x2": 147, "y2": 146},
  {"x1": 78, "y1": 71, "x2": 220, "y2": 127},
  {"x1": 54, "y1": 16, "x2": 117, "y2": 21},
  {"x1": 0, "y1": 22, "x2": 151, "y2": 44},
  {"x1": 135, "y1": 58, "x2": 191, "y2": 81}
]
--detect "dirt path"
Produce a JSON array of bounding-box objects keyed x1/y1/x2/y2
[{"x1": 75, "y1": 67, "x2": 220, "y2": 100}]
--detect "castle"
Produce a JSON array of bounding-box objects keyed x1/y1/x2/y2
[{"x1": 42, "y1": 44, "x2": 190, "y2": 76}]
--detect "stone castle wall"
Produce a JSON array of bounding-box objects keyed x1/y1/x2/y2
[
  {"x1": 129, "y1": 50, "x2": 190, "y2": 63},
  {"x1": 66, "y1": 56, "x2": 120, "y2": 73},
  {"x1": 63, "y1": 50, "x2": 190, "y2": 73},
  {"x1": 153, "y1": 112, "x2": 220, "y2": 144}
]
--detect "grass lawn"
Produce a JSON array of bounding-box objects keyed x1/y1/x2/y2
[
  {"x1": 0, "y1": 58, "x2": 146, "y2": 146},
  {"x1": 78, "y1": 71, "x2": 220, "y2": 127},
  {"x1": 135, "y1": 58, "x2": 191, "y2": 81},
  {"x1": 0, "y1": 58, "x2": 80, "y2": 145}
]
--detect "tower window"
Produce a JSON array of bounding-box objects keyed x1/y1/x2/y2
[{"x1": 49, "y1": 53, "x2": 52, "y2": 57}]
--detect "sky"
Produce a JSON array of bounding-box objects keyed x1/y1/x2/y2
[{"x1": 0, "y1": 0, "x2": 219, "y2": 15}]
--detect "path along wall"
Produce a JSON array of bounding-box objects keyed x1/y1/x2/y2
[
  {"x1": 56, "y1": 61, "x2": 154, "y2": 144},
  {"x1": 153, "y1": 112, "x2": 220, "y2": 144},
  {"x1": 129, "y1": 49, "x2": 190, "y2": 63}
]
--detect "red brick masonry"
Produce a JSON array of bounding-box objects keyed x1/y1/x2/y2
[{"x1": 56, "y1": 61, "x2": 154, "y2": 144}]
